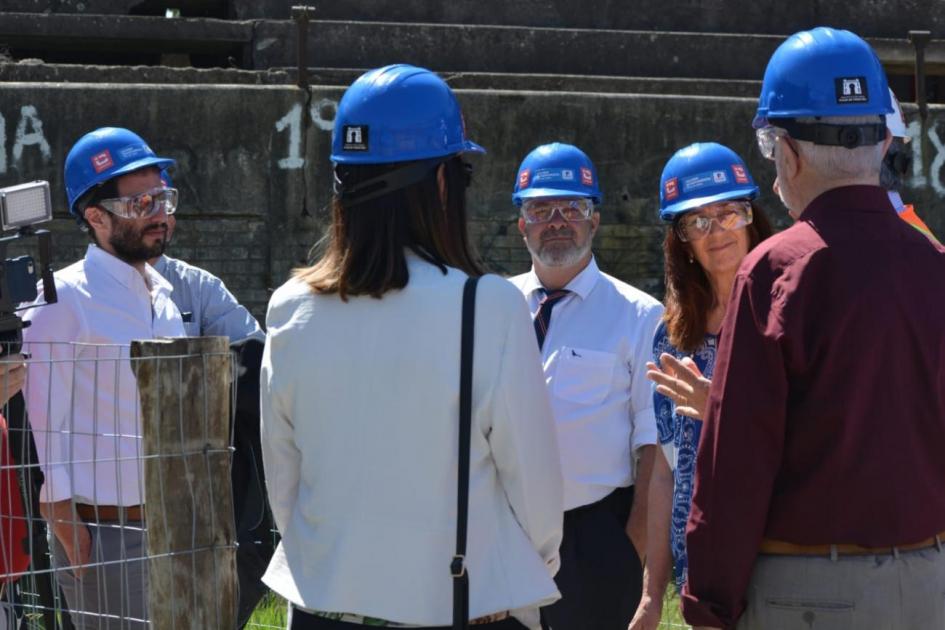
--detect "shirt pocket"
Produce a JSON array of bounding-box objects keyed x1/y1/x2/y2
[{"x1": 552, "y1": 346, "x2": 617, "y2": 406}]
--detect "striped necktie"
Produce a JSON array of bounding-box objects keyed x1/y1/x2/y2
[{"x1": 533, "y1": 289, "x2": 571, "y2": 350}]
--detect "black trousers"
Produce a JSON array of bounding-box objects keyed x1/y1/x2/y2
[
  {"x1": 540, "y1": 485, "x2": 643, "y2": 630},
  {"x1": 290, "y1": 609, "x2": 527, "y2": 630}
]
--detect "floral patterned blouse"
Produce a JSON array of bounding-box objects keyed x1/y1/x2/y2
[{"x1": 652, "y1": 321, "x2": 718, "y2": 589}]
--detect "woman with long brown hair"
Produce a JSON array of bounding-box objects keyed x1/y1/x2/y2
[
  {"x1": 260, "y1": 65, "x2": 563, "y2": 630},
  {"x1": 629, "y1": 143, "x2": 773, "y2": 629}
]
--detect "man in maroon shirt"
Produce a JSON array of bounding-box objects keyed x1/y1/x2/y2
[{"x1": 681, "y1": 27, "x2": 945, "y2": 630}]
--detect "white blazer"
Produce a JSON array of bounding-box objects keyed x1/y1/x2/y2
[{"x1": 261, "y1": 252, "x2": 564, "y2": 629}]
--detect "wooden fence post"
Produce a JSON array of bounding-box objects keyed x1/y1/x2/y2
[{"x1": 131, "y1": 336, "x2": 237, "y2": 630}]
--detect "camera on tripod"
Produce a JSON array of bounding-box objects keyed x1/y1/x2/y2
[{"x1": 0, "y1": 181, "x2": 58, "y2": 357}]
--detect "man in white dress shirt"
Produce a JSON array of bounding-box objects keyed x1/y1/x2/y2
[
  {"x1": 509, "y1": 143, "x2": 663, "y2": 630},
  {"x1": 23, "y1": 127, "x2": 184, "y2": 628}
]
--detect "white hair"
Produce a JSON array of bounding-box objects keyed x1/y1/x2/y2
[{"x1": 792, "y1": 115, "x2": 886, "y2": 181}]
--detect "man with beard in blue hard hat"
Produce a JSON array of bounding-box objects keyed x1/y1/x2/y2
[{"x1": 22, "y1": 127, "x2": 185, "y2": 629}]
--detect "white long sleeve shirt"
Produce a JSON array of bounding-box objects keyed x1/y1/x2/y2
[
  {"x1": 510, "y1": 257, "x2": 664, "y2": 510},
  {"x1": 261, "y1": 254, "x2": 563, "y2": 628},
  {"x1": 22, "y1": 245, "x2": 185, "y2": 506}
]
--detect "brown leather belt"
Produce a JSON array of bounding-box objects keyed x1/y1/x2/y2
[
  {"x1": 75, "y1": 503, "x2": 143, "y2": 523},
  {"x1": 759, "y1": 530, "x2": 945, "y2": 557}
]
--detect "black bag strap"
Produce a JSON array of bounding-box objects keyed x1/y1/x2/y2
[{"x1": 452, "y1": 275, "x2": 479, "y2": 630}]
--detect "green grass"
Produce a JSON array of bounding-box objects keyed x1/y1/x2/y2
[
  {"x1": 245, "y1": 592, "x2": 288, "y2": 629},
  {"x1": 245, "y1": 591, "x2": 691, "y2": 629},
  {"x1": 661, "y1": 590, "x2": 689, "y2": 628}
]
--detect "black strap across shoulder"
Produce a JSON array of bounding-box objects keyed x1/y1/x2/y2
[{"x1": 452, "y1": 275, "x2": 479, "y2": 630}]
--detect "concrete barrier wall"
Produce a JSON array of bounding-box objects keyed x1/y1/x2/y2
[
  {"x1": 253, "y1": 22, "x2": 785, "y2": 79},
  {"x1": 6, "y1": 0, "x2": 944, "y2": 39},
  {"x1": 233, "y1": 0, "x2": 945, "y2": 38},
  {"x1": 0, "y1": 84, "x2": 942, "y2": 320}
]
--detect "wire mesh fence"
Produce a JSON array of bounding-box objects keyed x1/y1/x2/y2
[
  {"x1": 0, "y1": 337, "x2": 240, "y2": 629},
  {"x1": 0, "y1": 334, "x2": 694, "y2": 630}
]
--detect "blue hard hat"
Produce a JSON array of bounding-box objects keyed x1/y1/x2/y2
[
  {"x1": 331, "y1": 64, "x2": 485, "y2": 164},
  {"x1": 512, "y1": 143, "x2": 602, "y2": 206},
  {"x1": 753, "y1": 27, "x2": 892, "y2": 128},
  {"x1": 659, "y1": 143, "x2": 759, "y2": 221},
  {"x1": 64, "y1": 127, "x2": 175, "y2": 217}
]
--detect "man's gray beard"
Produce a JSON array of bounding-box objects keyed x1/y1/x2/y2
[{"x1": 527, "y1": 238, "x2": 593, "y2": 268}]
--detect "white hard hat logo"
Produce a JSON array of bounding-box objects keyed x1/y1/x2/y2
[{"x1": 835, "y1": 76, "x2": 869, "y2": 104}]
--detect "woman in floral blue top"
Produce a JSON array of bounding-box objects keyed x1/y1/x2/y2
[{"x1": 629, "y1": 143, "x2": 773, "y2": 630}]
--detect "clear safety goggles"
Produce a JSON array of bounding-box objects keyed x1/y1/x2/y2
[
  {"x1": 97, "y1": 187, "x2": 178, "y2": 220},
  {"x1": 756, "y1": 126, "x2": 789, "y2": 160},
  {"x1": 521, "y1": 198, "x2": 594, "y2": 224},
  {"x1": 676, "y1": 201, "x2": 753, "y2": 243}
]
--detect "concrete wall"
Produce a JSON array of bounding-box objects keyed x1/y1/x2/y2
[
  {"x1": 232, "y1": 0, "x2": 945, "y2": 38},
  {"x1": 0, "y1": 84, "x2": 942, "y2": 322},
  {"x1": 0, "y1": 62, "x2": 763, "y2": 96},
  {"x1": 252, "y1": 21, "x2": 785, "y2": 79},
  {"x1": 6, "y1": 0, "x2": 944, "y2": 38}
]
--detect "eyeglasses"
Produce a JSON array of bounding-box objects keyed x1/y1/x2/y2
[
  {"x1": 96, "y1": 187, "x2": 178, "y2": 220},
  {"x1": 676, "y1": 201, "x2": 753, "y2": 242},
  {"x1": 521, "y1": 198, "x2": 593, "y2": 224},
  {"x1": 756, "y1": 126, "x2": 788, "y2": 160}
]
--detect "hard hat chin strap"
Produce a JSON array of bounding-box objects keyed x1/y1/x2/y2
[
  {"x1": 773, "y1": 119, "x2": 887, "y2": 149},
  {"x1": 334, "y1": 157, "x2": 447, "y2": 208}
]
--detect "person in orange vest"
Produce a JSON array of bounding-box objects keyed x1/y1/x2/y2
[{"x1": 883, "y1": 87, "x2": 941, "y2": 245}]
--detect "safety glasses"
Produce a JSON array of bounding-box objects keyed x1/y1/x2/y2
[
  {"x1": 97, "y1": 187, "x2": 178, "y2": 220},
  {"x1": 521, "y1": 198, "x2": 593, "y2": 224},
  {"x1": 676, "y1": 201, "x2": 753, "y2": 242},
  {"x1": 756, "y1": 126, "x2": 789, "y2": 160}
]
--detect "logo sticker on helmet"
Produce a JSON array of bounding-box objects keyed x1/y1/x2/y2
[
  {"x1": 580, "y1": 167, "x2": 593, "y2": 186},
  {"x1": 732, "y1": 164, "x2": 749, "y2": 184},
  {"x1": 519, "y1": 169, "x2": 530, "y2": 188},
  {"x1": 533, "y1": 168, "x2": 564, "y2": 182},
  {"x1": 119, "y1": 145, "x2": 150, "y2": 160},
  {"x1": 91, "y1": 150, "x2": 114, "y2": 174},
  {"x1": 664, "y1": 177, "x2": 679, "y2": 200},
  {"x1": 835, "y1": 77, "x2": 869, "y2": 104},
  {"x1": 682, "y1": 170, "x2": 727, "y2": 193},
  {"x1": 561, "y1": 169, "x2": 574, "y2": 181},
  {"x1": 342, "y1": 125, "x2": 369, "y2": 151}
]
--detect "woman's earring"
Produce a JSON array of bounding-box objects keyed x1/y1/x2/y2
[{"x1": 688, "y1": 253, "x2": 694, "y2": 264}]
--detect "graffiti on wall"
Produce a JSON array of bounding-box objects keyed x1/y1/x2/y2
[
  {"x1": 1, "y1": 99, "x2": 344, "y2": 179},
  {"x1": 906, "y1": 118, "x2": 945, "y2": 197},
  {"x1": 6, "y1": 100, "x2": 945, "y2": 205},
  {"x1": 0, "y1": 106, "x2": 52, "y2": 176},
  {"x1": 273, "y1": 98, "x2": 339, "y2": 170}
]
